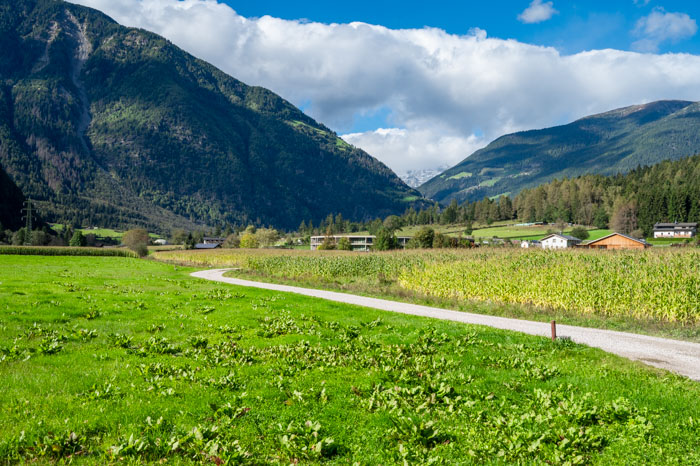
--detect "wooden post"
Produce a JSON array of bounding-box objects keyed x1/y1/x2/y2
[{"x1": 551, "y1": 320, "x2": 556, "y2": 341}]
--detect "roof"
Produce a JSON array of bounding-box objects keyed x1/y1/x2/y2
[
  {"x1": 653, "y1": 222, "x2": 697, "y2": 230},
  {"x1": 194, "y1": 243, "x2": 220, "y2": 249},
  {"x1": 585, "y1": 232, "x2": 648, "y2": 246},
  {"x1": 541, "y1": 233, "x2": 582, "y2": 242}
]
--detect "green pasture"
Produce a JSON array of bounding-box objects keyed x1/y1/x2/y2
[{"x1": 1, "y1": 256, "x2": 697, "y2": 463}]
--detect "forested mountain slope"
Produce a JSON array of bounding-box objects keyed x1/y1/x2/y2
[
  {"x1": 0, "y1": 164, "x2": 26, "y2": 231},
  {"x1": 420, "y1": 100, "x2": 700, "y2": 204},
  {"x1": 0, "y1": 0, "x2": 423, "y2": 232}
]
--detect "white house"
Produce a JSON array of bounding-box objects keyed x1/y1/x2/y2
[
  {"x1": 540, "y1": 233, "x2": 582, "y2": 249},
  {"x1": 653, "y1": 222, "x2": 697, "y2": 238}
]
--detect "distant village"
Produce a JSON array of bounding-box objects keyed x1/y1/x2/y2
[{"x1": 190, "y1": 221, "x2": 698, "y2": 252}]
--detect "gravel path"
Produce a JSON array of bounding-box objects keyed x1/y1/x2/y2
[{"x1": 191, "y1": 269, "x2": 700, "y2": 381}]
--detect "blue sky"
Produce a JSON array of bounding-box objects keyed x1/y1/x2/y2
[
  {"x1": 226, "y1": 1, "x2": 700, "y2": 54},
  {"x1": 76, "y1": 0, "x2": 700, "y2": 175}
]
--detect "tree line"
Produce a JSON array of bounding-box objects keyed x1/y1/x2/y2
[{"x1": 304, "y1": 154, "x2": 700, "y2": 240}]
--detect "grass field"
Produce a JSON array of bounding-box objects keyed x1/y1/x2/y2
[
  {"x1": 154, "y1": 248, "x2": 700, "y2": 341},
  {"x1": 1, "y1": 256, "x2": 699, "y2": 464},
  {"x1": 50, "y1": 224, "x2": 161, "y2": 240},
  {"x1": 470, "y1": 226, "x2": 611, "y2": 241},
  {"x1": 345, "y1": 224, "x2": 610, "y2": 241}
]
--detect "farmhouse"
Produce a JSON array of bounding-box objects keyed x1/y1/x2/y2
[
  {"x1": 540, "y1": 234, "x2": 582, "y2": 249},
  {"x1": 583, "y1": 232, "x2": 649, "y2": 250},
  {"x1": 652, "y1": 222, "x2": 697, "y2": 238},
  {"x1": 310, "y1": 235, "x2": 411, "y2": 251}
]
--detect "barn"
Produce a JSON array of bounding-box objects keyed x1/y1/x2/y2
[{"x1": 583, "y1": 233, "x2": 650, "y2": 250}]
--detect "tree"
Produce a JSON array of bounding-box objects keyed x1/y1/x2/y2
[
  {"x1": 337, "y1": 237, "x2": 352, "y2": 251},
  {"x1": 222, "y1": 234, "x2": 240, "y2": 248},
  {"x1": 255, "y1": 228, "x2": 279, "y2": 247},
  {"x1": 69, "y1": 231, "x2": 87, "y2": 247},
  {"x1": 412, "y1": 226, "x2": 435, "y2": 248},
  {"x1": 170, "y1": 229, "x2": 188, "y2": 245},
  {"x1": 239, "y1": 233, "x2": 259, "y2": 248},
  {"x1": 464, "y1": 221, "x2": 473, "y2": 236},
  {"x1": 185, "y1": 233, "x2": 196, "y2": 250},
  {"x1": 611, "y1": 200, "x2": 638, "y2": 234},
  {"x1": 555, "y1": 219, "x2": 567, "y2": 234},
  {"x1": 373, "y1": 228, "x2": 397, "y2": 251},
  {"x1": 593, "y1": 206, "x2": 609, "y2": 229},
  {"x1": 318, "y1": 227, "x2": 336, "y2": 250},
  {"x1": 318, "y1": 236, "x2": 336, "y2": 250},
  {"x1": 62, "y1": 226, "x2": 74, "y2": 246},
  {"x1": 383, "y1": 215, "x2": 403, "y2": 233},
  {"x1": 440, "y1": 200, "x2": 459, "y2": 224},
  {"x1": 29, "y1": 230, "x2": 48, "y2": 246},
  {"x1": 122, "y1": 228, "x2": 149, "y2": 257},
  {"x1": 569, "y1": 227, "x2": 590, "y2": 240},
  {"x1": 12, "y1": 228, "x2": 26, "y2": 246}
]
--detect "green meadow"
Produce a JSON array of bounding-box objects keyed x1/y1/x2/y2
[{"x1": 0, "y1": 256, "x2": 698, "y2": 464}]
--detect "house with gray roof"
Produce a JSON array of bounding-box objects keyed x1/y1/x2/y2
[
  {"x1": 540, "y1": 233, "x2": 582, "y2": 249},
  {"x1": 653, "y1": 222, "x2": 697, "y2": 239}
]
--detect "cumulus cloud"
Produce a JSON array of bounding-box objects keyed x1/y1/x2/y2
[
  {"x1": 342, "y1": 128, "x2": 484, "y2": 174},
  {"x1": 632, "y1": 8, "x2": 697, "y2": 52},
  {"x1": 71, "y1": 0, "x2": 700, "y2": 175},
  {"x1": 518, "y1": 0, "x2": 558, "y2": 24}
]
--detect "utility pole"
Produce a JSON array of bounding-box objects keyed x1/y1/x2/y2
[{"x1": 22, "y1": 199, "x2": 33, "y2": 245}]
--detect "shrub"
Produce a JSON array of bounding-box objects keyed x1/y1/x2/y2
[
  {"x1": 317, "y1": 236, "x2": 336, "y2": 250},
  {"x1": 569, "y1": 227, "x2": 590, "y2": 240},
  {"x1": 122, "y1": 229, "x2": 149, "y2": 257}
]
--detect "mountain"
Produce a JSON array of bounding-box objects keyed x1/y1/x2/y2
[
  {"x1": 508, "y1": 153, "x2": 700, "y2": 236},
  {"x1": 419, "y1": 100, "x2": 700, "y2": 204},
  {"x1": 400, "y1": 167, "x2": 449, "y2": 188},
  {"x1": 0, "y1": 0, "x2": 423, "y2": 232}
]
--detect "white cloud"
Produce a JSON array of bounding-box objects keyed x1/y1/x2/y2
[
  {"x1": 342, "y1": 128, "x2": 485, "y2": 175},
  {"x1": 632, "y1": 8, "x2": 697, "y2": 52},
  {"x1": 70, "y1": 0, "x2": 700, "y2": 174},
  {"x1": 518, "y1": 0, "x2": 558, "y2": 24}
]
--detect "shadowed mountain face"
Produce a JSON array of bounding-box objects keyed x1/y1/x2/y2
[
  {"x1": 419, "y1": 100, "x2": 700, "y2": 203},
  {"x1": 0, "y1": 164, "x2": 26, "y2": 231},
  {"x1": 0, "y1": 0, "x2": 423, "y2": 232}
]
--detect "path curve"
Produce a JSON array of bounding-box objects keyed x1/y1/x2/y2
[{"x1": 191, "y1": 269, "x2": 700, "y2": 381}]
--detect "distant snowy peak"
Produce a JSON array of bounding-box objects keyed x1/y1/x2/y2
[{"x1": 401, "y1": 167, "x2": 449, "y2": 188}]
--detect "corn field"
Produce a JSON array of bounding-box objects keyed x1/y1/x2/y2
[
  {"x1": 398, "y1": 249, "x2": 700, "y2": 324},
  {"x1": 155, "y1": 248, "x2": 700, "y2": 324},
  {"x1": 0, "y1": 246, "x2": 137, "y2": 258}
]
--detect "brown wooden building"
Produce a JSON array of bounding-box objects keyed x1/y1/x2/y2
[{"x1": 582, "y1": 233, "x2": 650, "y2": 250}]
